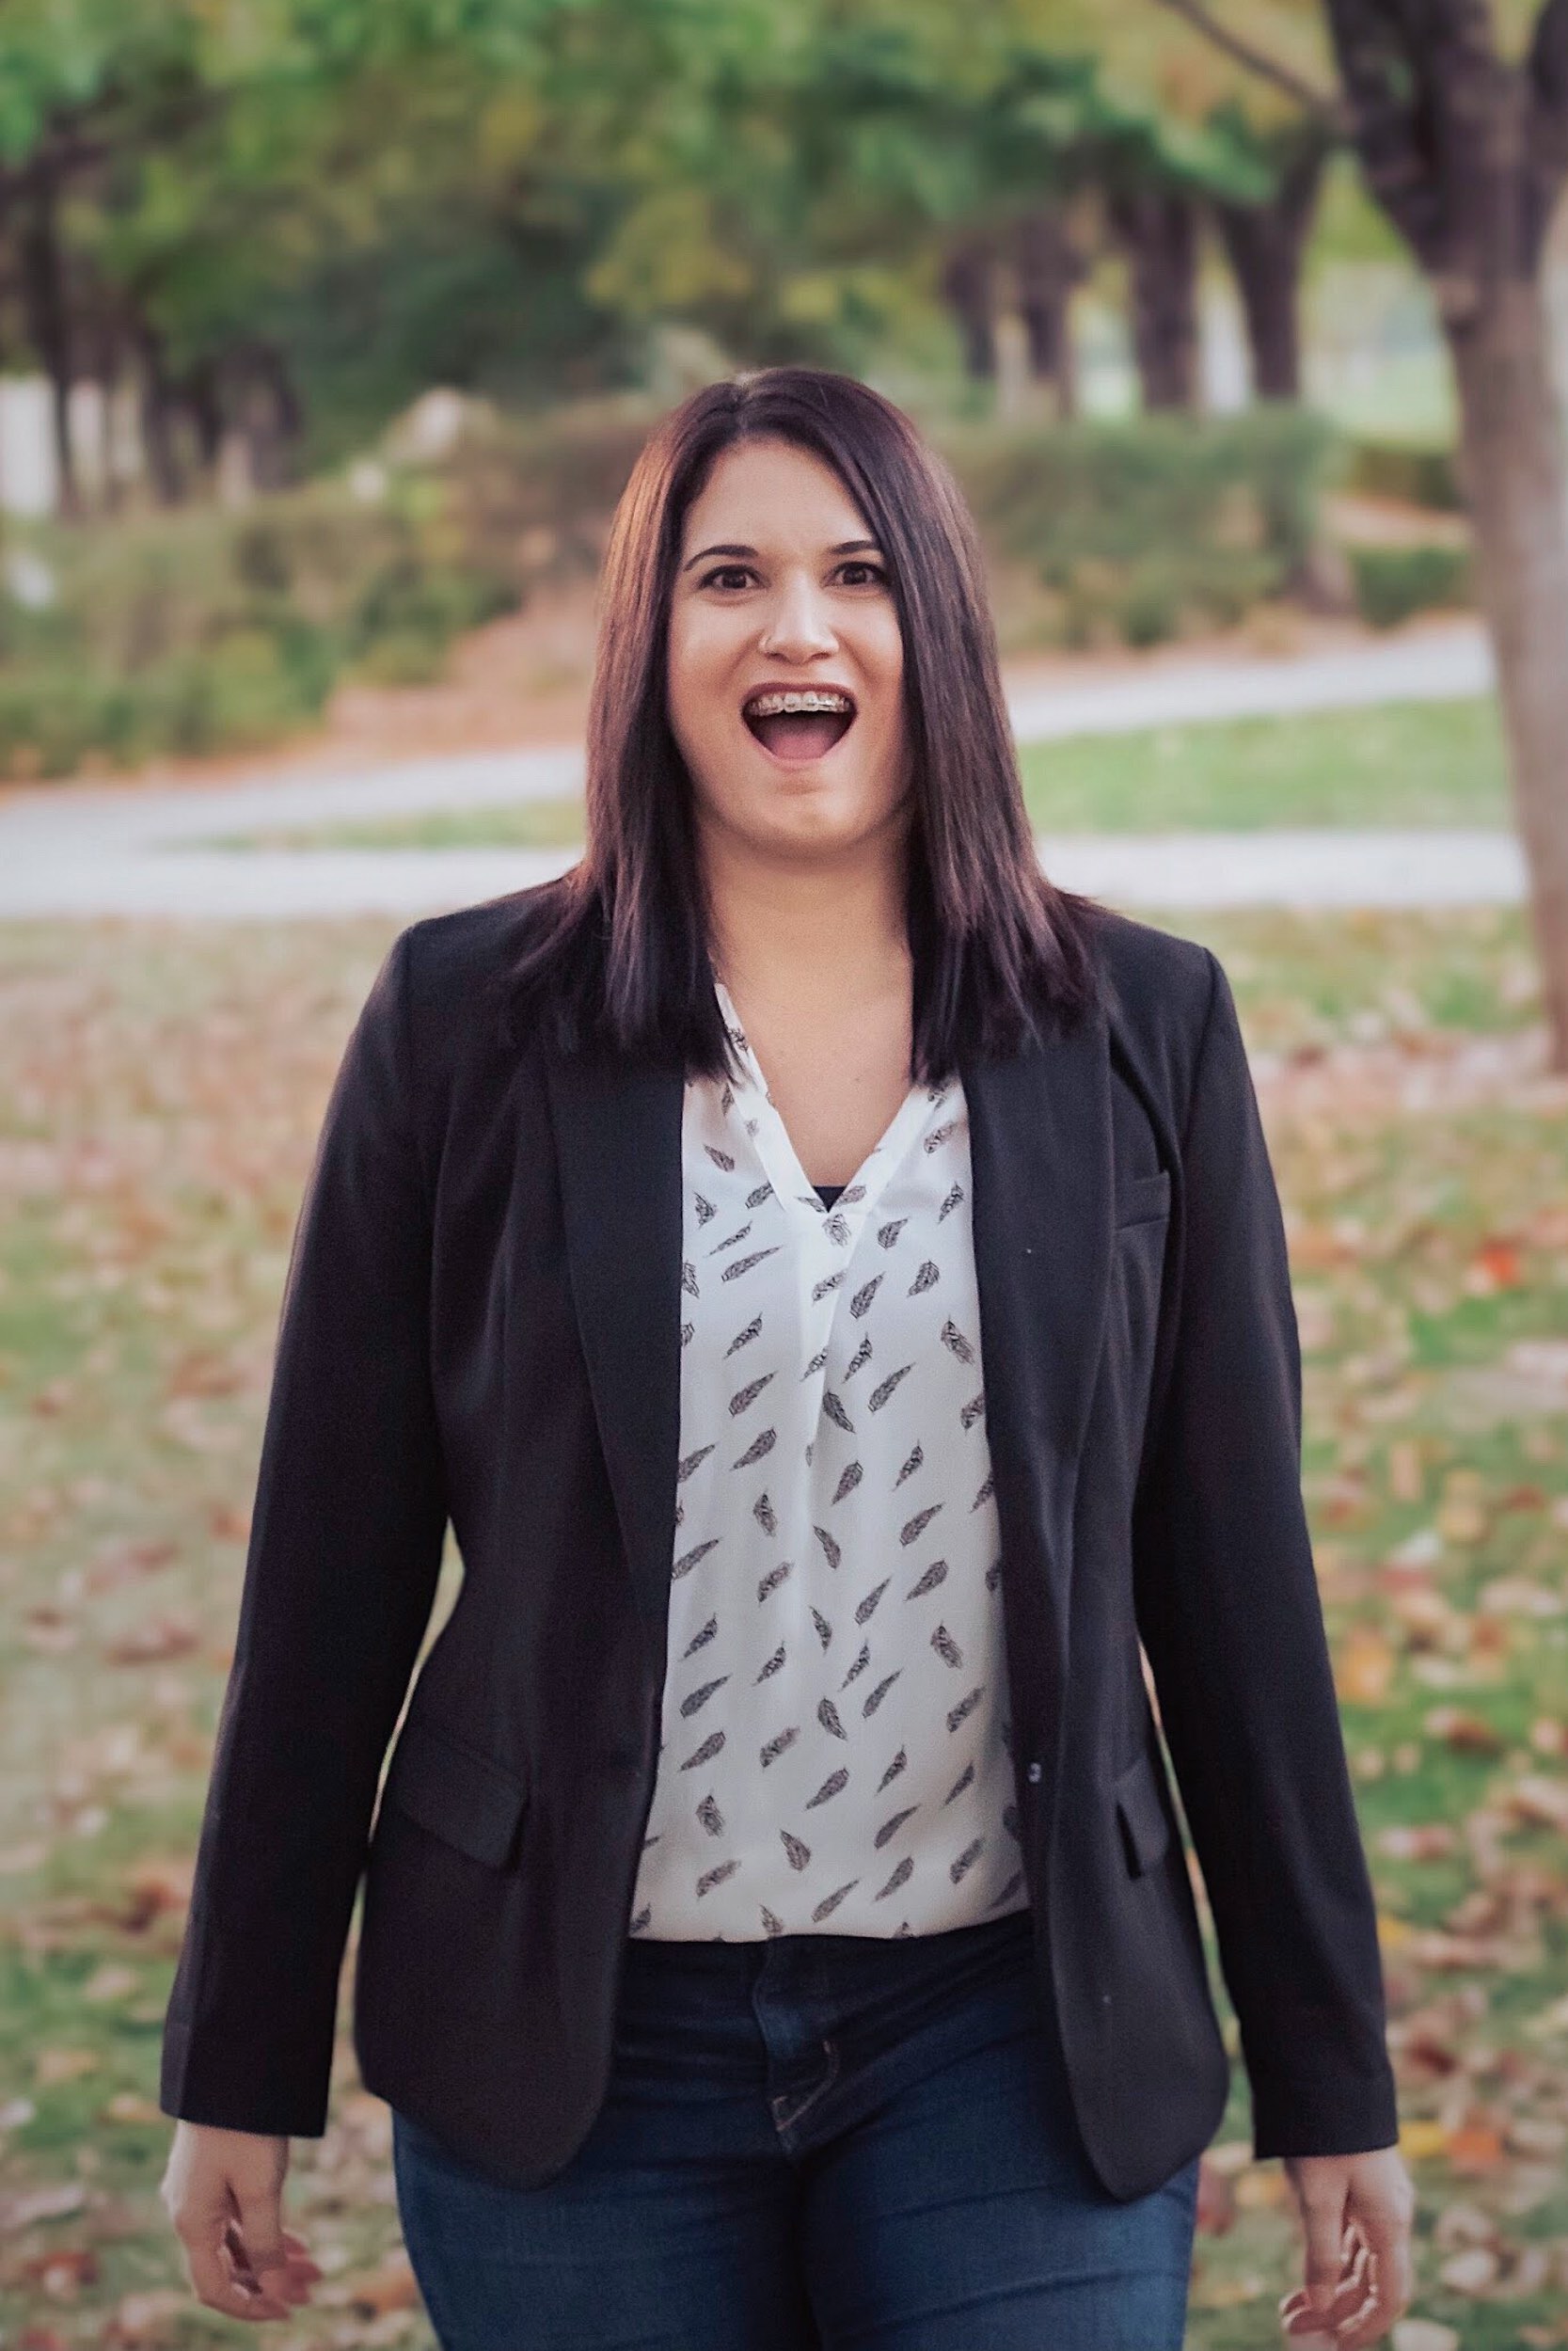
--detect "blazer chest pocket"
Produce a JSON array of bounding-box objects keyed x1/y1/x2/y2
[
  {"x1": 1112, "y1": 1745, "x2": 1172, "y2": 1879},
  {"x1": 377, "y1": 1715, "x2": 528, "y2": 1871},
  {"x1": 1115, "y1": 1168, "x2": 1171, "y2": 1231}
]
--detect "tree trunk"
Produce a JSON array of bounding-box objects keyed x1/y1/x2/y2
[
  {"x1": 1109, "y1": 189, "x2": 1200, "y2": 411},
  {"x1": 1010, "y1": 210, "x2": 1085, "y2": 419},
  {"x1": 1446, "y1": 278, "x2": 1568, "y2": 1071},
  {"x1": 184, "y1": 356, "x2": 226, "y2": 475},
  {"x1": 244, "y1": 342, "x2": 305, "y2": 491},
  {"x1": 941, "y1": 235, "x2": 998, "y2": 380},
  {"x1": 134, "y1": 322, "x2": 185, "y2": 504},
  {"x1": 1213, "y1": 143, "x2": 1327, "y2": 401},
  {"x1": 17, "y1": 172, "x2": 79, "y2": 518}
]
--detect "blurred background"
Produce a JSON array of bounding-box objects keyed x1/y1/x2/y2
[{"x1": 1, "y1": 3, "x2": 1567, "y2": 2346}]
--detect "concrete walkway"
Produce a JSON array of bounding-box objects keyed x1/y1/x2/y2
[
  {"x1": 0, "y1": 830, "x2": 1522, "y2": 919},
  {"x1": 2, "y1": 620, "x2": 1515, "y2": 918}
]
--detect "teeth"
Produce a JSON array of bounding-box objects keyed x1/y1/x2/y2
[{"x1": 743, "y1": 690, "x2": 854, "y2": 719}]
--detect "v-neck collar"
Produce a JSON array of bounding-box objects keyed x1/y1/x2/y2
[{"x1": 712, "y1": 977, "x2": 943, "y2": 1249}]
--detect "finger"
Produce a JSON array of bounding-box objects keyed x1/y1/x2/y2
[
  {"x1": 1326, "y1": 2263, "x2": 1385, "y2": 2349},
  {"x1": 1297, "y1": 2177, "x2": 1352, "y2": 2317},
  {"x1": 230, "y1": 2183, "x2": 293, "y2": 2289},
  {"x1": 1356, "y1": 2194, "x2": 1417, "y2": 2327},
  {"x1": 184, "y1": 2226, "x2": 292, "y2": 2324},
  {"x1": 1278, "y1": 2232, "x2": 1371, "y2": 2338},
  {"x1": 223, "y1": 2220, "x2": 319, "y2": 2305},
  {"x1": 1336, "y1": 2229, "x2": 1413, "y2": 2344},
  {"x1": 1279, "y1": 2273, "x2": 1370, "y2": 2342},
  {"x1": 1281, "y1": 2231, "x2": 1368, "y2": 2307}
]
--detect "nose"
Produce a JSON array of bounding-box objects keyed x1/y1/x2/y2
[{"x1": 757, "y1": 566, "x2": 838, "y2": 661}]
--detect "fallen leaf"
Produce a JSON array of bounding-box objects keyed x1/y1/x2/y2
[
  {"x1": 1506, "y1": 2116, "x2": 1568, "y2": 2155},
  {"x1": 1432, "y1": 2201, "x2": 1497, "y2": 2250},
  {"x1": 81, "y1": 1963, "x2": 139, "y2": 2004},
  {"x1": 1478, "y1": 1578, "x2": 1564, "y2": 1618},
  {"x1": 1425, "y1": 1707, "x2": 1505, "y2": 1755},
  {"x1": 1444, "y1": 2122, "x2": 1505, "y2": 2172},
  {"x1": 34, "y1": 2048, "x2": 101, "y2": 2087},
  {"x1": 22, "y1": 2244, "x2": 99, "y2": 2297},
  {"x1": 103, "y1": 2286, "x2": 189, "y2": 2345},
  {"x1": 1338, "y1": 1627, "x2": 1396, "y2": 1705},
  {"x1": 1506, "y1": 1775, "x2": 1568, "y2": 1834},
  {"x1": 1377, "y1": 1823, "x2": 1457, "y2": 1862},
  {"x1": 100, "y1": 2092, "x2": 164, "y2": 2124},
  {"x1": 104, "y1": 1613, "x2": 199, "y2": 1664},
  {"x1": 1465, "y1": 1240, "x2": 1521, "y2": 1292},
  {"x1": 118, "y1": 1856, "x2": 194, "y2": 1929},
  {"x1": 0, "y1": 2181, "x2": 85, "y2": 2232},
  {"x1": 1437, "y1": 2244, "x2": 1499, "y2": 2293},
  {"x1": 1391, "y1": 2323, "x2": 1460, "y2": 2351},
  {"x1": 1523, "y1": 1993, "x2": 1568, "y2": 2039},
  {"x1": 22, "y1": 1609, "x2": 79, "y2": 1655}
]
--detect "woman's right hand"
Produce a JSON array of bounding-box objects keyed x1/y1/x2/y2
[{"x1": 160, "y1": 2121, "x2": 323, "y2": 2322}]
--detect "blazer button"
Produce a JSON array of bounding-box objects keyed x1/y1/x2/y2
[{"x1": 1026, "y1": 1761, "x2": 1043, "y2": 1785}]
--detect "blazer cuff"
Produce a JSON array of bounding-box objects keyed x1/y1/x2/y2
[
  {"x1": 159, "y1": 2016, "x2": 333, "y2": 2141},
  {"x1": 1247, "y1": 2055, "x2": 1401, "y2": 2162}
]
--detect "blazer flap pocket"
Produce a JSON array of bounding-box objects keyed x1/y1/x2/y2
[
  {"x1": 380, "y1": 1717, "x2": 528, "y2": 1869},
  {"x1": 1115, "y1": 1168, "x2": 1171, "y2": 1230},
  {"x1": 1112, "y1": 1746, "x2": 1171, "y2": 1878}
]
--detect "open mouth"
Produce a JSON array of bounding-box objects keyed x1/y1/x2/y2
[{"x1": 741, "y1": 687, "x2": 857, "y2": 764}]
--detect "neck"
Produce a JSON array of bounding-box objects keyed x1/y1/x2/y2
[{"x1": 702, "y1": 830, "x2": 911, "y2": 1014}]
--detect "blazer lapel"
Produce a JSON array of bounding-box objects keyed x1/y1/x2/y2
[
  {"x1": 543, "y1": 1043, "x2": 686, "y2": 1666},
  {"x1": 959, "y1": 995, "x2": 1115, "y2": 1718},
  {"x1": 544, "y1": 995, "x2": 1115, "y2": 1704}
]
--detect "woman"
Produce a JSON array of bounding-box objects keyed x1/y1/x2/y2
[{"x1": 159, "y1": 366, "x2": 1414, "y2": 2348}]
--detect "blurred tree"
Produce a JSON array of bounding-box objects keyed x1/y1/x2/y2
[
  {"x1": 0, "y1": 0, "x2": 216, "y2": 514},
  {"x1": 1019, "y1": 0, "x2": 1336, "y2": 405},
  {"x1": 1211, "y1": 120, "x2": 1333, "y2": 398},
  {"x1": 1156, "y1": 0, "x2": 1568, "y2": 1064}
]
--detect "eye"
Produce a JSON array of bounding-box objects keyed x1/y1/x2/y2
[
  {"x1": 837, "y1": 561, "x2": 889, "y2": 587},
  {"x1": 696, "y1": 565, "x2": 755, "y2": 592}
]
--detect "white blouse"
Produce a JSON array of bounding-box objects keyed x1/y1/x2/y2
[{"x1": 626, "y1": 980, "x2": 1029, "y2": 1941}]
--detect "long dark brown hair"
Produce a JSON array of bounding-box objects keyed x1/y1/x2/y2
[{"x1": 496, "y1": 365, "x2": 1105, "y2": 1080}]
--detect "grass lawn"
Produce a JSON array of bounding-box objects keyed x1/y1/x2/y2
[
  {"x1": 1, "y1": 902, "x2": 1565, "y2": 2348},
  {"x1": 189, "y1": 695, "x2": 1513, "y2": 854}
]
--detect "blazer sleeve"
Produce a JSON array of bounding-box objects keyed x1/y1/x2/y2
[
  {"x1": 1131, "y1": 946, "x2": 1400, "y2": 2162},
  {"x1": 160, "y1": 926, "x2": 448, "y2": 2138}
]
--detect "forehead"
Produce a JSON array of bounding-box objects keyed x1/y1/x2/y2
[{"x1": 680, "y1": 437, "x2": 874, "y2": 547}]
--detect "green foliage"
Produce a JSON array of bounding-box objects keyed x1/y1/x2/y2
[
  {"x1": 1344, "y1": 437, "x2": 1464, "y2": 513},
  {"x1": 0, "y1": 465, "x2": 521, "y2": 779},
  {"x1": 0, "y1": 393, "x2": 1356, "y2": 773},
  {"x1": 1348, "y1": 544, "x2": 1474, "y2": 630},
  {"x1": 939, "y1": 405, "x2": 1338, "y2": 647}
]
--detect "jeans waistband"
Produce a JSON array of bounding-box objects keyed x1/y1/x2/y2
[{"x1": 623, "y1": 1900, "x2": 1034, "y2": 1984}]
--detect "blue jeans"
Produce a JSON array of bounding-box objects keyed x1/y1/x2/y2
[{"x1": 391, "y1": 1907, "x2": 1200, "y2": 2349}]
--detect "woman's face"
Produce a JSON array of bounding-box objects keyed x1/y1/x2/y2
[{"x1": 667, "y1": 436, "x2": 911, "y2": 865}]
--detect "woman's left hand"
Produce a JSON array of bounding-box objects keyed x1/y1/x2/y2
[{"x1": 1277, "y1": 2146, "x2": 1416, "y2": 2345}]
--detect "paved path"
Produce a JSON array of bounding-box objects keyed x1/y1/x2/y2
[
  {"x1": 1, "y1": 831, "x2": 1525, "y2": 919},
  {"x1": 1004, "y1": 619, "x2": 1492, "y2": 740},
  {"x1": 1, "y1": 620, "x2": 1515, "y2": 918}
]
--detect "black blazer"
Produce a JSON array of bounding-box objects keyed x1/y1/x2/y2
[{"x1": 159, "y1": 888, "x2": 1399, "y2": 2202}]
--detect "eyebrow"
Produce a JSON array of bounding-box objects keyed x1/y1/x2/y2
[{"x1": 679, "y1": 538, "x2": 882, "y2": 572}]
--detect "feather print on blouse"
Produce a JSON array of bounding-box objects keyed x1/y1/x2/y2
[{"x1": 626, "y1": 978, "x2": 1026, "y2": 1942}]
